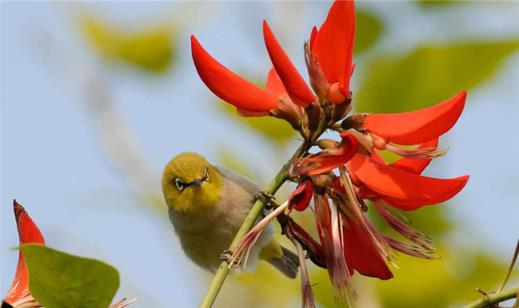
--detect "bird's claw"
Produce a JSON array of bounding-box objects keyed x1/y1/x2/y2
[
  {"x1": 220, "y1": 249, "x2": 241, "y2": 267},
  {"x1": 254, "y1": 191, "x2": 275, "y2": 210}
]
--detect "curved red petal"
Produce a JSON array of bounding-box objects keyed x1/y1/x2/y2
[
  {"x1": 288, "y1": 180, "x2": 314, "y2": 211},
  {"x1": 236, "y1": 108, "x2": 270, "y2": 117},
  {"x1": 342, "y1": 217, "x2": 393, "y2": 280},
  {"x1": 309, "y1": 26, "x2": 318, "y2": 51},
  {"x1": 307, "y1": 134, "x2": 358, "y2": 175},
  {"x1": 364, "y1": 91, "x2": 467, "y2": 145},
  {"x1": 390, "y1": 138, "x2": 439, "y2": 174},
  {"x1": 265, "y1": 67, "x2": 287, "y2": 98},
  {"x1": 5, "y1": 200, "x2": 45, "y2": 304},
  {"x1": 313, "y1": 0, "x2": 355, "y2": 94},
  {"x1": 348, "y1": 154, "x2": 469, "y2": 206},
  {"x1": 263, "y1": 21, "x2": 316, "y2": 107},
  {"x1": 382, "y1": 197, "x2": 432, "y2": 211},
  {"x1": 191, "y1": 35, "x2": 278, "y2": 113}
]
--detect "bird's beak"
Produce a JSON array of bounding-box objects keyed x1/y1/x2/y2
[{"x1": 190, "y1": 180, "x2": 203, "y2": 187}]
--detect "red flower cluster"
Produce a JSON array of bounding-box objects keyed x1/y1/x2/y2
[{"x1": 191, "y1": 0, "x2": 469, "y2": 303}]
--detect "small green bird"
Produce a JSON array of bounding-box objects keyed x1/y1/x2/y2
[{"x1": 161, "y1": 152, "x2": 299, "y2": 278}]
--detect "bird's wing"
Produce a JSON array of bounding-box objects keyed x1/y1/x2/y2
[{"x1": 214, "y1": 166, "x2": 260, "y2": 196}]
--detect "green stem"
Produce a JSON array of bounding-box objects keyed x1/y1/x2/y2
[
  {"x1": 199, "y1": 110, "x2": 330, "y2": 308},
  {"x1": 198, "y1": 163, "x2": 287, "y2": 308},
  {"x1": 464, "y1": 287, "x2": 519, "y2": 308}
]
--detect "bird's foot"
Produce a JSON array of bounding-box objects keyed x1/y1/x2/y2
[
  {"x1": 253, "y1": 191, "x2": 275, "y2": 210},
  {"x1": 220, "y1": 249, "x2": 242, "y2": 268}
]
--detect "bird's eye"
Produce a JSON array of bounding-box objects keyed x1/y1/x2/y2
[
  {"x1": 174, "y1": 178, "x2": 185, "y2": 191},
  {"x1": 204, "y1": 168, "x2": 209, "y2": 182}
]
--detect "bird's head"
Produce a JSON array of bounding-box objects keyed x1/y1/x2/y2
[{"x1": 161, "y1": 152, "x2": 223, "y2": 213}]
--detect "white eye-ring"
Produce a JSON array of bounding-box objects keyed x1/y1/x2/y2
[
  {"x1": 174, "y1": 178, "x2": 185, "y2": 191},
  {"x1": 204, "y1": 168, "x2": 209, "y2": 182}
]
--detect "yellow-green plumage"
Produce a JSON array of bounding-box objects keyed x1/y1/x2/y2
[{"x1": 161, "y1": 152, "x2": 298, "y2": 277}]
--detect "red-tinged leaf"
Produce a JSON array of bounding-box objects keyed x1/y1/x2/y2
[
  {"x1": 5, "y1": 200, "x2": 45, "y2": 304},
  {"x1": 265, "y1": 68, "x2": 287, "y2": 98},
  {"x1": 263, "y1": 21, "x2": 316, "y2": 107},
  {"x1": 390, "y1": 138, "x2": 439, "y2": 174},
  {"x1": 342, "y1": 217, "x2": 393, "y2": 280},
  {"x1": 313, "y1": 0, "x2": 355, "y2": 94},
  {"x1": 364, "y1": 91, "x2": 467, "y2": 145},
  {"x1": 347, "y1": 154, "x2": 469, "y2": 207},
  {"x1": 191, "y1": 35, "x2": 278, "y2": 113},
  {"x1": 288, "y1": 180, "x2": 314, "y2": 211}
]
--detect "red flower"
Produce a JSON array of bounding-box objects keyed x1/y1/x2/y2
[
  {"x1": 364, "y1": 91, "x2": 467, "y2": 145},
  {"x1": 190, "y1": 0, "x2": 356, "y2": 122},
  {"x1": 288, "y1": 180, "x2": 314, "y2": 211},
  {"x1": 289, "y1": 133, "x2": 358, "y2": 177},
  {"x1": 4, "y1": 200, "x2": 45, "y2": 306},
  {"x1": 191, "y1": 36, "x2": 279, "y2": 115},
  {"x1": 309, "y1": 0, "x2": 355, "y2": 103},
  {"x1": 263, "y1": 21, "x2": 316, "y2": 107},
  {"x1": 193, "y1": 0, "x2": 471, "y2": 305},
  {"x1": 348, "y1": 154, "x2": 469, "y2": 210}
]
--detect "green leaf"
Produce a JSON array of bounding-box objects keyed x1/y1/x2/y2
[
  {"x1": 218, "y1": 102, "x2": 296, "y2": 146},
  {"x1": 355, "y1": 9, "x2": 384, "y2": 55},
  {"x1": 21, "y1": 244, "x2": 120, "y2": 308},
  {"x1": 355, "y1": 40, "x2": 519, "y2": 113},
  {"x1": 81, "y1": 15, "x2": 174, "y2": 74}
]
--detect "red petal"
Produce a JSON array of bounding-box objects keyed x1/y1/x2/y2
[
  {"x1": 5, "y1": 200, "x2": 45, "y2": 304},
  {"x1": 191, "y1": 35, "x2": 278, "y2": 113},
  {"x1": 348, "y1": 154, "x2": 469, "y2": 208},
  {"x1": 263, "y1": 21, "x2": 316, "y2": 107},
  {"x1": 313, "y1": 0, "x2": 355, "y2": 94},
  {"x1": 342, "y1": 217, "x2": 393, "y2": 280},
  {"x1": 309, "y1": 26, "x2": 318, "y2": 51},
  {"x1": 364, "y1": 91, "x2": 467, "y2": 145},
  {"x1": 390, "y1": 138, "x2": 439, "y2": 174},
  {"x1": 288, "y1": 180, "x2": 314, "y2": 211},
  {"x1": 371, "y1": 139, "x2": 439, "y2": 175},
  {"x1": 307, "y1": 133, "x2": 358, "y2": 175},
  {"x1": 265, "y1": 67, "x2": 287, "y2": 98},
  {"x1": 237, "y1": 108, "x2": 270, "y2": 117}
]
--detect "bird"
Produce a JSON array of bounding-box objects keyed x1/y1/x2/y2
[{"x1": 161, "y1": 152, "x2": 299, "y2": 278}]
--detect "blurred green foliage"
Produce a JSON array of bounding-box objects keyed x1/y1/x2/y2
[
  {"x1": 21, "y1": 244, "x2": 120, "y2": 308},
  {"x1": 416, "y1": 0, "x2": 461, "y2": 9},
  {"x1": 355, "y1": 9, "x2": 383, "y2": 55},
  {"x1": 375, "y1": 248, "x2": 509, "y2": 308},
  {"x1": 219, "y1": 103, "x2": 297, "y2": 146},
  {"x1": 356, "y1": 41, "x2": 519, "y2": 113},
  {"x1": 81, "y1": 15, "x2": 175, "y2": 74},
  {"x1": 216, "y1": 148, "x2": 255, "y2": 179}
]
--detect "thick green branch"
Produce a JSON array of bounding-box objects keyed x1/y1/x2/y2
[{"x1": 464, "y1": 287, "x2": 519, "y2": 308}]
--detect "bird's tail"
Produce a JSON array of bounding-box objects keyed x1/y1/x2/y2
[{"x1": 260, "y1": 239, "x2": 299, "y2": 279}]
